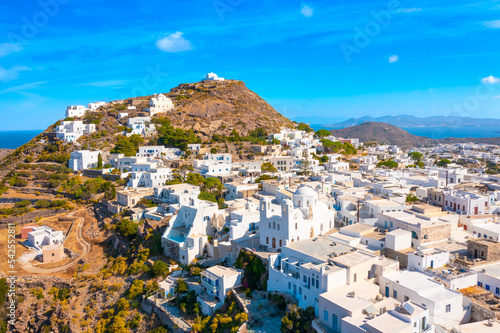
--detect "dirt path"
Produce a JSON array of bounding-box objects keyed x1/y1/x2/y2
[{"x1": 18, "y1": 210, "x2": 91, "y2": 274}]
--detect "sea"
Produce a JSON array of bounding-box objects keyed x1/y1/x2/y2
[
  {"x1": 0, "y1": 130, "x2": 44, "y2": 149},
  {"x1": 310, "y1": 125, "x2": 500, "y2": 140}
]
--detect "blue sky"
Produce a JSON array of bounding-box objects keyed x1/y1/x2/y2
[{"x1": 1, "y1": 0, "x2": 500, "y2": 130}]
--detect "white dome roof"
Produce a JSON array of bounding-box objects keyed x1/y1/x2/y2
[{"x1": 294, "y1": 185, "x2": 317, "y2": 196}]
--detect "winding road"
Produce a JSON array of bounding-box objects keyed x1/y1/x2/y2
[{"x1": 18, "y1": 210, "x2": 91, "y2": 274}]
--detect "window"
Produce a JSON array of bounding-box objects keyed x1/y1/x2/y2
[
  {"x1": 486, "y1": 284, "x2": 491, "y2": 291},
  {"x1": 266, "y1": 237, "x2": 269, "y2": 244},
  {"x1": 332, "y1": 314, "x2": 338, "y2": 329},
  {"x1": 353, "y1": 273, "x2": 357, "y2": 283},
  {"x1": 393, "y1": 290, "x2": 397, "y2": 298},
  {"x1": 324, "y1": 310, "x2": 328, "y2": 321},
  {"x1": 446, "y1": 304, "x2": 451, "y2": 313},
  {"x1": 404, "y1": 295, "x2": 409, "y2": 302},
  {"x1": 496, "y1": 287, "x2": 500, "y2": 295},
  {"x1": 295, "y1": 223, "x2": 298, "y2": 230},
  {"x1": 288, "y1": 282, "x2": 291, "y2": 290},
  {"x1": 277, "y1": 224, "x2": 280, "y2": 230}
]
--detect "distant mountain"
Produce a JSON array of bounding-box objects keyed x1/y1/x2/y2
[
  {"x1": 325, "y1": 115, "x2": 500, "y2": 128},
  {"x1": 330, "y1": 122, "x2": 500, "y2": 148}
]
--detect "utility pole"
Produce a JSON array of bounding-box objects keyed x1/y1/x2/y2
[{"x1": 357, "y1": 200, "x2": 360, "y2": 223}]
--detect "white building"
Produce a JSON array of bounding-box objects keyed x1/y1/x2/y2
[
  {"x1": 197, "y1": 266, "x2": 242, "y2": 315},
  {"x1": 379, "y1": 270, "x2": 467, "y2": 329},
  {"x1": 161, "y1": 199, "x2": 223, "y2": 265},
  {"x1": 268, "y1": 235, "x2": 399, "y2": 312},
  {"x1": 259, "y1": 185, "x2": 336, "y2": 250},
  {"x1": 56, "y1": 121, "x2": 96, "y2": 142},
  {"x1": 28, "y1": 226, "x2": 64, "y2": 250},
  {"x1": 193, "y1": 153, "x2": 233, "y2": 176},
  {"x1": 204, "y1": 72, "x2": 225, "y2": 81},
  {"x1": 87, "y1": 101, "x2": 105, "y2": 111},
  {"x1": 137, "y1": 146, "x2": 167, "y2": 158},
  {"x1": 65, "y1": 105, "x2": 86, "y2": 118},
  {"x1": 127, "y1": 116, "x2": 156, "y2": 136},
  {"x1": 128, "y1": 161, "x2": 171, "y2": 188},
  {"x1": 317, "y1": 281, "x2": 434, "y2": 333},
  {"x1": 69, "y1": 150, "x2": 101, "y2": 171},
  {"x1": 146, "y1": 93, "x2": 174, "y2": 117},
  {"x1": 444, "y1": 190, "x2": 491, "y2": 216},
  {"x1": 408, "y1": 247, "x2": 450, "y2": 272}
]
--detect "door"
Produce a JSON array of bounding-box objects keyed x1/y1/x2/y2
[
  {"x1": 475, "y1": 207, "x2": 478, "y2": 215},
  {"x1": 385, "y1": 286, "x2": 389, "y2": 297},
  {"x1": 430, "y1": 260, "x2": 434, "y2": 269},
  {"x1": 272, "y1": 238, "x2": 276, "y2": 248}
]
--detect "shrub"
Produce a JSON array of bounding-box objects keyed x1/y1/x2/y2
[
  {"x1": 13, "y1": 179, "x2": 28, "y2": 187},
  {"x1": 14, "y1": 200, "x2": 31, "y2": 208}
]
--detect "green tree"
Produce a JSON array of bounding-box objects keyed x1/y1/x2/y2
[
  {"x1": 127, "y1": 280, "x2": 145, "y2": 300},
  {"x1": 408, "y1": 151, "x2": 423, "y2": 161},
  {"x1": 377, "y1": 160, "x2": 399, "y2": 169},
  {"x1": 261, "y1": 162, "x2": 277, "y2": 173},
  {"x1": 150, "y1": 260, "x2": 169, "y2": 278},
  {"x1": 315, "y1": 129, "x2": 331, "y2": 138},
  {"x1": 437, "y1": 158, "x2": 452, "y2": 167},
  {"x1": 174, "y1": 278, "x2": 188, "y2": 296},
  {"x1": 210, "y1": 147, "x2": 217, "y2": 154},
  {"x1": 97, "y1": 153, "x2": 103, "y2": 168}
]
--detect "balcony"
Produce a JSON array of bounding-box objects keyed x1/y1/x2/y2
[{"x1": 201, "y1": 278, "x2": 218, "y2": 293}]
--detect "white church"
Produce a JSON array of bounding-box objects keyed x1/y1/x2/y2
[
  {"x1": 147, "y1": 93, "x2": 174, "y2": 117},
  {"x1": 259, "y1": 184, "x2": 336, "y2": 250}
]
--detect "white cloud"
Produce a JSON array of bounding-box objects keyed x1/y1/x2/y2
[
  {"x1": 481, "y1": 76, "x2": 499, "y2": 84},
  {"x1": 0, "y1": 65, "x2": 31, "y2": 82},
  {"x1": 397, "y1": 8, "x2": 422, "y2": 13},
  {"x1": 483, "y1": 20, "x2": 500, "y2": 28},
  {"x1": 300, "y1": 4, "x2": 314, "y2": 17},
  {"x1": 156, "y1": 32, "x2": 194, "y2": 53},
  {"x1": 80, "y1": 80, "x2": 128, "y2": 87},
  {"x1": 388, "y1": 55, "x2": 399, "y2": 63},
  {"x1": 0, "y1": 43, "x2": 22, "y2": 57}
]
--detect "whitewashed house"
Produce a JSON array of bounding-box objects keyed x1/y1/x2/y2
[
  {"x1": 379, "y1": 270, "x2": 467, "y2": 329},
  {"x1": 87, "y1": 101, "x2": 105, "y2": 111},
  {"x1": 56, "y1": 121, "x2": 96, "y2": 142},
  {"x1": 137, "y1": 145, "x2": 167, "y2": 158},
  {"x1": 161, "y1": 198, "x2": 224, "y2": 265},
  {"x1": 65, "y1": 105, "x2": 86, "y2": 118},
  {"x1": 197, "y1": 266, "x2": 242, "y2": 315},
  {"x1": 127, "y1": 116, "x2": 156, "y2": 136},
  {"x1": 28, "y1": 226, "x2": 64, "y2": 250},
  {"x1": 69, "y1": 150, "x2": 101, "y2": 171}
]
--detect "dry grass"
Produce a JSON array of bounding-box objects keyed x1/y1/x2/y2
[
  {"x1": 0, "y1": 224, "x2": 30, "y2": 272},
  {"x1": 459, "y1": 286, "x2": 485, "y2": 296}
]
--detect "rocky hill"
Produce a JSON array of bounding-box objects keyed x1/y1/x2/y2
[
  {"x1": 127, "y1": 80, "x2": 294, "y2": 140},
  {"x1": 325, "y1": 115, "x2": 500, "y2": 128},
  {"x1": 330, "y1": 122, "x2": 500, "y2": 148}
]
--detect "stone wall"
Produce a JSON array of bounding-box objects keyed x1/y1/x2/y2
[
  {"x1": 0, "y1": 209, "x2": 68, "y2": 227},
  {"x1": 467, "y1": 239, "x2": 500, "y2": 262},
  {"x1": 381, "y1": 248, "x2": 409, "y2": 269},
  {"x1": 421, "y1": 223, "x2": 451, "y2": 244}
]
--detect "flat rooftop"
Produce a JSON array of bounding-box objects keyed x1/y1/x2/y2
[
  {"x1": 332, "y1": 250, "x2": 379, "y2": 268},
  {"x1": 341, "y1": 223, "x2": 375, "y2": 235},
  {"x1": 285, "y1": 235, "x2": 353, "y2": 263}
]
